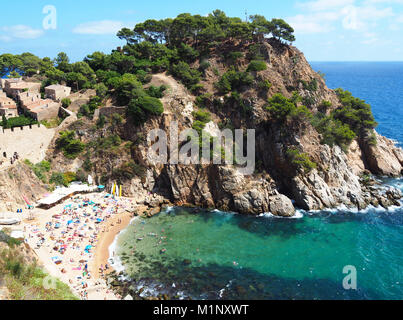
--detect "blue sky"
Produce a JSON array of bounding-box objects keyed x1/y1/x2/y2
[{"x1": 0, "y1": 0, "x2": 402, "y2": 61}]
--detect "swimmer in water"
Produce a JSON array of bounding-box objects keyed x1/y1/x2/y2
[{"x1": 233, "y1": 261, "x2": 238, "y2": 266}]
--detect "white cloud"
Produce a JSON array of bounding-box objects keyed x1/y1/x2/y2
[
  {"x1": 73, "y1": 20, "x2": 124, "y2": 35},
  {"x1": 288, "y1": 12, "x2": 339, "y2": 33},
  {"x1": 365, "y1": 0, "x2": 403, "y2": 4},
  {"x1": 0, "y1": 25, "x2": 44, "y2": 41},
  {"x1": 293, "y1": 0, "x2": 396, "y2": 34},
  {"x1": 341, "y1": 5, "x2": 394, "y2": 30},
  {"x1": 297, "y1": 0, "x2": 355, "y2": 11}
]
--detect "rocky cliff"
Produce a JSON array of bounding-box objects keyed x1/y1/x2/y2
[
  {"x1": 29, "y1": 39, "x2": 403, "y2": 217},
  {"x1": 0, "y1": 163, "x2": 47, "y2": 212}
]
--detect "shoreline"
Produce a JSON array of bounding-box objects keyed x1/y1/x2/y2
[{"x1": 90, "y1": 210, "x2": 134, "y2": 279}]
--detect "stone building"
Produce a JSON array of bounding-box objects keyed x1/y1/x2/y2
[
  {"x1": 45, "y1": 84, "x2": 71, "y2": 101},
  {"x1": 2, "y1": 78, "x2": 41, "y2": 100},
  {"x1": 23, "y1": 99, "x2": 60, "y2": 121},
  {"x1": 0, "y1": 97, "x2": 18, "y2": 119},
  {"x1": 18, "y1": 91, "x2": 42, "y2": 108}
]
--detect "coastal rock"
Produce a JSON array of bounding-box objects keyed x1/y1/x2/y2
[
  {"x1": 268, "y1": 195, "x2": 295, "y2": 217},
  {"x1": 289, "y1": 142, "x2": 366, "y2": 210},
  {"x1": 386, "y1": 187, "x2": 402, "y2": 200},
  {"x1": 362, "y1": 132, "x2": 403, "y2": 176}
]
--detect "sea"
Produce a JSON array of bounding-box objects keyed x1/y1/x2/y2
[{"x1": 111, "y1": 62, "x2": 403, "y2": 300}]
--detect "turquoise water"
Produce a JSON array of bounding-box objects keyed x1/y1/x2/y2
[
  {"x1": 114, "y1": 63, "x2": 403, "y2": 300},
  {"x1": 115, "y1": 180, "x2": 402, "y2": 300}
]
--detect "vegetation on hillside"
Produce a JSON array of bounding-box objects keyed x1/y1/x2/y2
[
  {"x1": 0, "y1": 10, "x2": 379, "y2": 180},
  {"x1": 0, "y1": 231, "x2": 78, "y2": 300}
]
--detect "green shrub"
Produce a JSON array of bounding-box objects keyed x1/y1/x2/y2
[
  {"x1": 128, "y1": 95, "x2": 164, "y2": 125},
  {"x1": 312, "y1": 114, "x2": 356, "y2": 151},
  {"x1": 216, "y1": 68, "x2": 254, "y2": 94},
  {"x1": 195, "y1": 93, "x2": 212, "y2": 108},
  {"x1": 226, "y1": 51, "x2": 243, "y2": 63},
  {"x1": 24, "y1": 160, "x2": 51, "y2": 183},
  {"x1": 286, "y1": 147, "x2": 317, "y2": 173},
  {"x1": 146, "y1": 85, "x2": 167, "y2": 98},
  {"x1": 178, "y1": 43, "x2": 199, "y2": 62},
  {"x1": 258, "y1": 80, "x2": 272, "y2": 91},
  {"x1": 170, "y1": 61, "x2": 201, "y2": 88},
  {"x1": 61, "y1": 98, "x2": 71, "y2": 108},
  {"x1": 94, "y1": 83, "x2": 108, "y2": 99},
  {"x1": 199, "y1": 60, "x2": 210, "y2": 73},
  {"x1": 190, "y1": 83, "x2": 204, "y2": 94},
  {"x1": 247, "y1": 60, "x2": 267, "y2": 72},
  {"x1": 300, "y1": 78, "x2": 318, "y2": 92},
  {"x1": 192, "y1": 120, "x2": 207, "y2": 135},
  {"x1": 266, "y1": 93, "x2": 298, "y2": 121},
  {"x1": 137, "y1": 96, "x2": 164, "y2": 115},
  {"x1": 135, "y1": 70, "x2": 152, "y2": 84},
  {"x1": 55, "y1": 130, "x2": 85, "y2": 159},
  {"x1": 192, "y1": 109, "x2": 211, "y2": 123},
  {"x1": 0, "y1": 116, "x2": 37, "y2": 129},
  {"x1": 49, "y1": 172, "x2": 65, "y2": 186},
  {"x1": 333, "y1": 88, "x2": 377, "y2": 136},
  {"x1": 78, "y1": 96, "x2": 102, "y2": 118},
  {"x1": 266, "y1": 93, "x2": 314, "y2": 124}
]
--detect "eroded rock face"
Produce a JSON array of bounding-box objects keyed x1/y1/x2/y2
[
  {"x1": 163, "y1": 164, "x2": 296, "y2": 216},
  {"x1": 362, "y1": 132, "x2": 403, "y2": 176},
  {"x1": 0, "y1": 164, "x2": 47, "y2": 212}
]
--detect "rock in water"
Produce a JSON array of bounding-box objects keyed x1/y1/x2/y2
[{"x1": 269, "y1": 195, "x2": 295, "y2": 217}]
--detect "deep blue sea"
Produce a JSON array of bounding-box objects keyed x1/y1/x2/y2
[
  {"x1": 112, "y1": 62, "x2": 403, "y2": 300},
  {"x1": 310, "y1": 62, "x2": 403, "y2": 147}
]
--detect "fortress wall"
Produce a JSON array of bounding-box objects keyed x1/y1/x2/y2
[{"x1": 0, "y1": 124, "x2": 55, "y2": 165}]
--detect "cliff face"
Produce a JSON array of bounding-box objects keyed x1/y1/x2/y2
[
  {"x1": 38, "y1": 40, "x2": 403, "y2": 216},
  {"x1": 0, "y1": 164, "x2": 47, "y2": 212}
]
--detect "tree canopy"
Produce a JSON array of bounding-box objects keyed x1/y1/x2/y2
[{"x1": 116, "y1": 10, "x2": 295, "y2": 47}]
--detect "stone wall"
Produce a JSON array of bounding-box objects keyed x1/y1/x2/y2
[
  {"x1": 93, "y1": 106, "x2": 126, "y2": 120},
  {"x1": 0, "y1": 124, "x2": 55, "y2": 167}
]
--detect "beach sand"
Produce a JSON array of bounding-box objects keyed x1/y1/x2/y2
[
  {"x1": 21, "y1": 192, "x2": 139, "y2": 300},
  {"x1": 90, "y1": 210, "x2": 133, "y2": 279}
]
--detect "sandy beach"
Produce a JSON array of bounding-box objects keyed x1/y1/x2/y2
[
  {"x1": 90, "y1": 210, "x2": 133, "y2": 280},
  {"x1": 20, "y1": 192, "x2": 139, "y2": 300}
]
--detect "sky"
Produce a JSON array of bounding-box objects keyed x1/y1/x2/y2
[{"x1": 0, "y1": 0, "x2": 402, "y2": 62}]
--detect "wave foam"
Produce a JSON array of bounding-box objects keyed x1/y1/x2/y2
[
  {"x1": 259, "y1": 210, "x2": 304, "y2": 219},
  {"x1": 108, "y1": 216, "x2": 139, "y2": 276}
]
